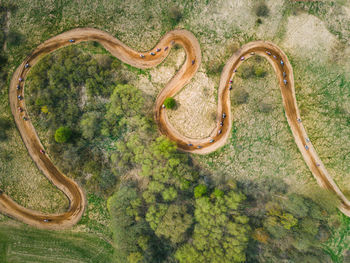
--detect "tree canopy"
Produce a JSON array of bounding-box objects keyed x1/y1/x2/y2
[
  {"x1": 54, "y1": 126, "x2": 72, "y2": 143},
  {"x1": 163, "y1": 97, "x2": 176, "y2": 109}
]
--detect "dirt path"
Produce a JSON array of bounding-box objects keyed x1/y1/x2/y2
[{"x1": 2, "y1": 28, "x2": 349, "y2": 229}]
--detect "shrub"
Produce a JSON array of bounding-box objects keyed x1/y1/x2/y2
[
  {"x1": 7, "y1": 30, "x2": 24, "y2": 47},
  {"x1": 207, "y1": 60, "x2": 225, "y2": 75},
  {"x1": 238, "y1": 64, "x2": 255, "y2": 79},
  {"x1": 0, "y1": 117, "x2": 11, "y2": 141},
  {"x1": 255, "y1": 2, "x2": 269, "y2": 17},
  {"x1": 168, "y1": 6, "x2": 183, "y2": 26},
  {"x1": 233, "y1": 89, "x2": 249, "y2": 105},
  {"x1": 163, "y1": 97, "x2": 176, "y2": 109},
  {"x1": 254, "y1": 67, "x2": 266, "y2": 78},
  {"x1": 54, "y1": 126, "x2": 72, "y2": 143},
  {"x1": 259, "y1": 102, "x2": 272, "y2": 113}
]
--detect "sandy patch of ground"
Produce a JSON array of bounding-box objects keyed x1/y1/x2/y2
[
  {"x1": 282, "y1": 13, "x2": 338, "y2": 63},
  {"x1": 167, "y1": 71, "x2": 217, "y2": 139},
  {"x1": 150, "y1": 66, "x2": 176, "y2": 84}
]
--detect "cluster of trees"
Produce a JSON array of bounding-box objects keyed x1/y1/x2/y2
[
  {"x1": 105, "y1": 84, "x2": 252, "y2": 262},
  {"x1": 25, "y1": 46, "x2": 120, "y2": 196},
  {"x1": 241, "y1": 177, "x2": 335, "y2": 262},
  {"x1": 175, "y1": 186, "x2": 250, "y2": 263}
]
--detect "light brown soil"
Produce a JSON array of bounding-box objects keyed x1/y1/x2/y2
[{"x1": 2, "y1": 27, "x2": 349, "y2": 230}]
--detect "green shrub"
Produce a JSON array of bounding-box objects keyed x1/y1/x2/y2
[
  {"x1": 255, "y1": 2, "x2": 269, "y2": 17},
  {"x1": 168, "y1": 6, "x2": 183, "y2": 26},
  {"x1": 254, "y1": 67, "x2": 267, "y2": 78},
  {"x1": 233, "y1": 89, "x2": 249, "y2": 105},
  {"x1": 238, "y1": 64, "x2": 255, "y2": 79},
  {"x1": 54, "y1": 126, "x2": 72, "y2": 143},
  {"x1": 258, "y1": 102, "x2": 272, "y2": 113},
  {"x1": 207, "y1": 60, "x2": 225, "y2": 76},
  {"x1": 7, "y1": 30, "x2": 24, "y2": 47},
  {"x1": 163, "y1": 97, "x2": 176, "y2": 109},
  {"x1": 0, "y1": 117, "x2": 11, "y2": 141}
]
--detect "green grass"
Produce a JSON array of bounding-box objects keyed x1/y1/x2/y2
[
  {"x1": 78, "y1": 194, "x2": 112, "y2": 238},
  {"x1": 324, "y1": 213, "x2": 350, "y2": 263},
  {"x1": 0, "y1": 0, "x2": 349, "y2": 261},
  {"x1": 0, "y1": 223, "x2": 114, "y2": 263}
]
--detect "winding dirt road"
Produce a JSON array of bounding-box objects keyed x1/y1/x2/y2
[{"x1": 2, "y1": 28, "x2": 350, "y2": 229}]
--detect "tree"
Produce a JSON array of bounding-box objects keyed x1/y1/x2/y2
[
  {"x1": 108, "y1": 185, "x2": 161, "y2": 263},
  {"x1": 162, "y1": 187, "x2": 178, "y2": 202},
  {"x1": 163, "y1": 97, "x2": 176, "y2": 109},
  {"x1": 154, "y1": 204, "x2": 192, "y2": 244},
  {"x1": 80, "y1": 111, "x2": 101, "y2": 140},
  {"x1": 102, "y1": 84, "x2": 145, "y2": 137},
  {"x1": 54, "y1": 126, "x2": 72, "y2": 143},
  {"x1": 194, "y1": 185, "x2": 207, "y2": 198}
]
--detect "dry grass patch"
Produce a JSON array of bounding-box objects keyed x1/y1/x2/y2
[
  {"x1": 282, "y1": 13, "x2": 337, "y2": 63},
  {"x1": 167, "y1": 71, "x2": 217, "y2": 138},
  {"x1": 0, "y1": 126, "x2": 68, "y2": 214}
]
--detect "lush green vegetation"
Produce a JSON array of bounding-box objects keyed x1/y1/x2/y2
[
  {"x1": 163, "y1": 97, "x2": 176, "y2": 109},
  {"x1": 0, "y1": 0, "x2": 349, "y2": 262},
  {"x1": 54, "y1": 126, "x2": 72, "y2": 143},
  {"x1": 26, "y1": 46, "x2": 119, "y2": 196},
  {"x1": 175, "y1": 187, "x2": 250, "y2": 263},
  {"x1": 0, "y1": 223, "x2": 114, "y2": 263},
  {"x1": 103, "y1": 83, "x2": 336, "y2": 262}
]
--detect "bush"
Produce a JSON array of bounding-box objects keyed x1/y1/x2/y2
[
  {"x1": 254, "y1": 67, "x2": 266, "y2": 78},
  {"x1": 207, "y1": 60, "x2": 225, "y2": 75},
  {"x1": 233, "y1": 89, "x2": 249, "y2": 105},
  {"x1": 168, "y1": 6, "x2": 183, "y2": 26},
  {"x1": 238, "y1": 64, "x2": 255, "y2": 79},
  {"x1": 163, "y1": 97, "x2": 176, "y2": 109},
  {"x1": 258, "y1": 103, "x2": 273, "y2": 113},
  {"x1": 0, "y1": 117, "x2": 11, "y2": 141},
  {"x1": 54, "y1": 126, "x2": 72, "y2": 143},
  {"x1": 7, "y1": 30, "x2": 24, "y2": 47},
  {"x1": 255, "y1": 2, "x2": 269, "y2": 17}
]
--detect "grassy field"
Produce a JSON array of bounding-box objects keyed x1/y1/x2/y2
[
  {"x1": 0, "y1": 0, "x2": 349, "y2": 261},
  {"x1": 0, "y1": 222, "x2": 113, "y2": 263},
  {"x1": 324, "y1": 213, "x2": 350, "y2": 263}
]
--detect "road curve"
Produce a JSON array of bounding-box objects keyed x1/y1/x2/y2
[{"x1": 2, "y1": 28, "x2": 350, "y2": 229}]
